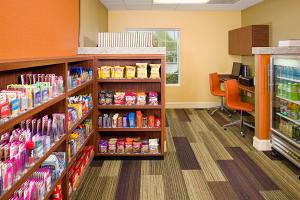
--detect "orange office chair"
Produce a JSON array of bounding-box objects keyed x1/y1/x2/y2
[
  {"x1": 209, "y1": 72, "x2": 231, "y2": 116},
  {"x1": 223, "y1": 79, "x2": 254, "y2": 137}
]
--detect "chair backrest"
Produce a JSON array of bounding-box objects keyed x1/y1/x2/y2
[
  {"x1": 209, "y1": 72, "x2": 221, "y2": 96},
  {"x1": 224, "y1": 79, "x2": 240, "y2": 108}
]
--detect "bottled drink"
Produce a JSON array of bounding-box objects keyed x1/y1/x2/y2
[
  {"x1": 287, "y1": 82, "x2": 292, "y2": 99},
  {"x1": 282, "y1": 81, "x2": 287, "y2": 98},
  {"x1": 291, "y1": 83, "x2": 298, "y2": 100},
  {"x1": 287, "y1": 102, "x2": 292, "y2": 118},
  {"x1": 291, "y1": 103, "x2": 298, "y2": 120}
]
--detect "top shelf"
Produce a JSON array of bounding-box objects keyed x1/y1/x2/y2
[
  {"x1": 97, "y1": 79, "x2": 161, "y2": 83},
  {"x1": 276, "y1": 76, "x2": 300, "y2": 83}
]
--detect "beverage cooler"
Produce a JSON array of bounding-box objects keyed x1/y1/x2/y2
[{"x1": 270, "y1": 55, "x2": 300, "y2": 171}]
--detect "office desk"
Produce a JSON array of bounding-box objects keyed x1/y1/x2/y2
[{"x1": 219, "y1": 74, "x2": 255, "y2": 94}]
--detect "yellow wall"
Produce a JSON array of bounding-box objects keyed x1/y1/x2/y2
[
  {"x1": 109, "y1": 11, "x2": 241, "y2": 104},
  {"x1": 80, "y1": 0, "x2": 108, "y2": 47},
  {"x1": 242, "y1": 0, "x2": 300, "y2": 46}
]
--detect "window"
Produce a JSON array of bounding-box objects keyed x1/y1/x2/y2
[{"x1": 129, "y1": 29, "x2": 180, "y2": 85}]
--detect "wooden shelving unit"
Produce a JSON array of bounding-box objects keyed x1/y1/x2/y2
[
  {"x1": 94, "y1": 54, "x2": 166, "y2": 157},
  {"x1": 0, "y1": 56, "x2": 95, "y2": 200},
  {"x1": 0, "y1": 53, "x2": 166, "y2": 198}
]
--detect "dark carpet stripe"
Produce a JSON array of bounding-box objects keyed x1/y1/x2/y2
[
  {"x1": 208, "y1": 182, "x2": 239, "y2": 200},
  {"x1": 227, "y1": 147, "x2": 278, "y2": 190},
  {"x1": 90, "y1": 159, "x2": 104, "y2": 167},
  {"x1": 115, "y1": 160, "x2": 141, "y2": 200},
  {"x1": 166, "y1": 114, "x2": 169, "y2": 127},
  {"x1": 173, "y1": 137, "x2": 201, "y2": 170},
  {"x1": 175, "y1": 109, "x2": 191, "y2": 122},
  {"x1": 262, "y1": 151, "x2": 282, "y2": 160},
  {"x1": 218, "y1": 160, "x2": 265, "y2": 200},
  {"x1": 209, "y1": 111, "x2": 229, "y2": 126}
]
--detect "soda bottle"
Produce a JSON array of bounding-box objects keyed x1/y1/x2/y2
[
  {"x1": 282, "y1": 80, "x2": 287, "y2": 98},
  {"x1": 291, "y1": 83, "x2": 298, "y2": 100},
  {"x1": 287, "y1": 82, "x2": 292, "y2": 99}
]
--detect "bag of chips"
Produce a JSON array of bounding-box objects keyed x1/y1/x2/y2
[
  {"x1": 136, "y1": 63, "x2": 148, "y2": 79},
  {"x1": 99, "y1": 66, "x2": 111, "y2": 79},
  {"x1": 114, "y1": 92, "x2": 125, "y2": 105},
  {"x1": 114, "y1": 66, "x2": 124, "y2": 79},
  {"x1": 125, "y1": 66, "x2": 136, "y2": 79},
  {"x1": 149, "y1": 64, "x2": 161, "y2": 79}
]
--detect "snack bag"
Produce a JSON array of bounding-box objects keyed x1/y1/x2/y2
[
  {"x1": 114, "y1": 92, "x2": 125, "y2": 105},
  {"x1": 149, "y1": 64, "x2": 161, "y2": 79},
  {"x1": 125, "y1": 66, "x2": 136, "y2": 79},
  {"x1": 114, "y1": 66, "x2": 124, "y2": 79},
  {"x1": 136, "y1": 92, "x2": 146, "y2": 105},
  {"x1": 99, "y1": 66, "x2": 111, "y2": 79},
  {"x1": 136, "y1": 63, "x2": 148, "y2": 79},
  {"x1": 125, "y1": 92, "x2": 136, "y2": 105}
]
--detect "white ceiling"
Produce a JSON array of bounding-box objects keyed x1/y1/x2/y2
[{"x1": 100, "y1": 0, "x2": 263, "y2": 10}]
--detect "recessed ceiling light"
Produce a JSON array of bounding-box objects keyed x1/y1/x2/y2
[{"x1": 153, "y1": 0, "x2": 210, "y2": 4}]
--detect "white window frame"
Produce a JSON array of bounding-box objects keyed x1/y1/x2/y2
[{"x1": 128, "y1": 28, "x2": 181, "y2": 86}]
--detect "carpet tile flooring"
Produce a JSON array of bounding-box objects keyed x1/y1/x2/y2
[{"x1": 74, "y1": 109, "x2": 300, "y2": 200}]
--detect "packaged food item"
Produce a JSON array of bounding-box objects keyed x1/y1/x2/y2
[
  {"x1": 117, "y1": 139, "x2": 125, "y2": 153},
  {"x1": 136, "y1": 111, "x2": 143, "y2": 128},
  {"x1": 108, "y1": 139, "x2": 117, "y2": 153},
  {"x1": 99, "y1": 66, "x2": 111, "y2": 79},
  {"x1": 114, "y1": 92, "x2": 125, "y2": 105},
  {"x1": 142, "y1": 117, "x2": 148, "y2": 128},
  {"x1": 125, "y1": 138, "x2": 134, "y2": 153},
  {"x1": 123, "y1": 116, "x2": 128, "y2": 128},
  {"x1": 133, "y1": 141, "x2": 141, "y2": 153},
  {"x1": 117, "y1": 115, "x2": 123, "y2": 128},
  {"x1": 99, "y1": 91, "x2": 106, "y2": 105},
  {"x1": 141, "y1": 140, "x2": 149, "y2": 153},
  {"x1": 136, "y1": 92, "x2": 146, "y2": 105},
  {"x1": 125, "y1": 66, "x2": 136, "y2": 79},
  {"x1": 125, "y1": 92, "x2": 136, "y2": 105},
  {"x1": 148, "y1": 115, "x2": 155, "y2": 128},
  {"x1": 128, "y1": 112, "x2": 136, "y2": 128},
  {"x1": 112, "y1": 113, "x2": 119, "y2": 128},
  {"x1": 149, "y1": 64, "x2": 161, "y2": 79},
  {"x1": 148, "y1": 91, "x2": 159, "y2": 105},
  {"x1": 149, "y1": 139, "x2": 159, "y2": 154},
  {"x1": 114, "y1": 66, "x2": 125, "y2": 79},
  {"x1": 136, "y1": 63, "x2": 148, "y2": 79},
  {"x1": 155, "y1": 117, "x2": 161, "y2": 128},
  {"x1": 99, "y1": 140, "x2": 108, "y2": 153},
  {"x1": 105, "y1": 91, "x2": 114, "y2": 105}
]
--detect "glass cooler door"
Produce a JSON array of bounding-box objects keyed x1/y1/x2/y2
[{"x1": 270, "y1": 56, "x2": 300, "y2": 168}]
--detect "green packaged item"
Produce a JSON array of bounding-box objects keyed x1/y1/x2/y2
[{"x1": 291, "y1": 83, "x2": 298, "y2": 101}]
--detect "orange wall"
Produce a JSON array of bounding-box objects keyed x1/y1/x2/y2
[{"x1": 0, "y1": 0, "x2": 79, "y2": 60}]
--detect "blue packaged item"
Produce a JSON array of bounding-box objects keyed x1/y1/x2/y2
[{"x1": 128, "y1": 112, "x2": 136, "y2": 128}]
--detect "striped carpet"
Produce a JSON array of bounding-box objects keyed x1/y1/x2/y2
[{"x1": 74, "y1": 109, "x2": 300, "y2": 200}]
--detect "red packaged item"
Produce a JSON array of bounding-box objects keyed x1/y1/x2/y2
[
  {"x1": 155, "y1": 117, "x2": 161, "y2": 128},
  {"x1": 0, "y1": 94, "x2": 10, "y2": 119},
  {"x1": 148, "y1": 115, "x2": 155, "y2": 128},
  {"x1": 125, "y1": 92, "x2": 136, "y2": 105},
  {"x1": 114, "y1": 92, "x2": 125, "y2": 105}
]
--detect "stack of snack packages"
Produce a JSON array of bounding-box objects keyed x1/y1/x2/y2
[
  {"x1": 99, "y1": 138, "x2": 159, "y2": 154},
  {"x1": 50, "y1": 182, "x2": 63, "y2": 200},
  {"x1": 68, "y1": 146, "x2": 94, "y2": 195},
  {"x1": 0, "y1": 74, "x2": 64, "y2": 120},
  {"x1": 98, "y1": 63, "x2": 161, "y2": 79}
]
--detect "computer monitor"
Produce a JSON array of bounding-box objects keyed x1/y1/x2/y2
[{"x1": 232, "y1": 62, "x2": 242, "y2": 77}]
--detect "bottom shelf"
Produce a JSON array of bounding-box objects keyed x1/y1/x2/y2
[
  {"x1": 69, "y1": 153, "x2": 94, "y2": 200},
  {"x1": 96, "y1": 153, "x2": 163, "y2": 157},
  {"x1": 44, "y1": 168, "x2": 68, "y2": 199}
]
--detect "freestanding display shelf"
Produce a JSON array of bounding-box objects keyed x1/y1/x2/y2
[{"x1": 94, "y1": 54, "x2": 166, "y2": 157}]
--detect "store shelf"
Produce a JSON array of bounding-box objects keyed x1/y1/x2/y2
[
  {"x1": 272, "y1": 128, "x2": 300, "y2": 149},
  {"x1": 68, "y1": 154, "x2": 94, "y2": 200},
  {"x1": 98, "y1": 128, "x2": 161, "y2": 132},
  {"x1": 276, "y1": 76, "x2": 300, "y2": 83},
  {"x1": 0, "y1": 134, "x2": 67, "y2": 200},
  {"x1": 98, "y1": 105, "x2": 161, "y2": 109},
  {"x1": 276, "y1": 112, "x2": 300, "y2": 126},
  {"x1": 68, "y1": 79, "x2": 93, "y2": 96},
  {"x1": 0, "y1": 93, "x2": 65, "y2": 134},
  {"x1": 276, "y1": 95, "x2": 300, "y2": 105},
  {"x1": 44, "y1": 168, "x2": 67, "y2": 200},
  {"x1": 68, "y1": 108, "x2": 93, "y2": 134},
  {"x1": 97, "y1": 78, "x2": 161, "y2": 83},
  {"x1": 96, "y1": 152, "x2": 163, "y2": 157},
  {"x1": 272, "y1": 140, "x2": 300, "y2": 168},
  {"x1": 68, "y1": 130, "x2": 94, "y2": 168}
]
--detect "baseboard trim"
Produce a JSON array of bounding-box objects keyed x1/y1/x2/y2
[
  {"x1": 253, "y1": 136, "x2": 271, "y2": 151},
  {"x1": 166, "y1": 102, "x2": 220, "y2": 109}
]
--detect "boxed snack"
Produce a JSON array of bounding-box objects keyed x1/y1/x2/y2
[
  {"x1": 125, "y1": 66, "x2": 136, "y2": 79},
  {"x1": 149, "y1": 64, "x2": 161, "y2": 79},
  {"x1": 136, "y1": 63, "x2": 148, "y2": 79}
]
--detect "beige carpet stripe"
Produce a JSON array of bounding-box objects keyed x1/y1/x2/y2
[
  {"x1": 191, "y1": 143, "x2": 227, "y2": 181},
  {"x1": 260, "y1": 190, "x2": 290, "y2": 200},
  {"x1": 166, "y1": 127, "x2": 176, "y2": 152},
  {"x1": 140, "y1": 175, "x2": 165, "y2": 200},
  {"x1": 182, "y1": 170, "x2": 215, "y2": 200},
  {"x1": 169, "y1": 118, "x2": 186, "y2": 137},
  {"x1": 248, "y1": 151, "x2": 300, "y2": 200},
  {"x1": 99, "y1": 160, "x2": 121, "y2": 177},
  {"x1": 163, "y1": 152, "x2": 189, "y2": 200},
  {"x1": 141, "y1": 160, "x2": 164, "y2": 175}
]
